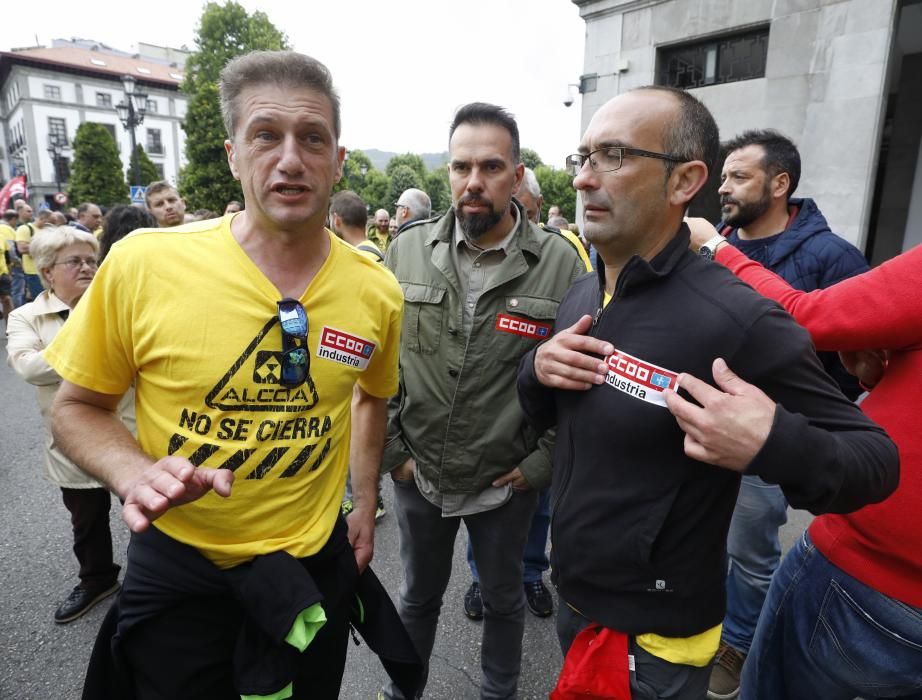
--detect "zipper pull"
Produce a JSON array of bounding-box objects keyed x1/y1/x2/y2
[{"x1": 592, "y1": 306, "x2": 603, "y2": 328}]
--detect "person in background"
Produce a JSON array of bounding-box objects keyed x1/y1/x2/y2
[
  {"x1": 144, "y1": 181, "x2": 187, "y2": 228},
  {"x1": 98, "y1": 206, "x2": 157, "y2": 263},
  {"x1": 686, "y1": 217, "x2": 922, "y2": 700},
  {"x1": 6, "y1": 226, "x2": 133, "y2": 624}
]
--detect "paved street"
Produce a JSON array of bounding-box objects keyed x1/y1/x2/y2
[{"x1": 0, "y1": 333, "x2": 810, "y2": 699}]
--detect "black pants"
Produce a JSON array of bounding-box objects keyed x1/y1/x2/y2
[
  {"x1": 117, "y1": 522, "x2": 356, "y2": 700},
  {"x1": 60, "y1": 487, "x2": 120, "y2": 591}
]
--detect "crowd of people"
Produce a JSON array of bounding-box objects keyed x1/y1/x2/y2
[{"x1": 2, "y1": 47, "x2": 918, "y2": 700}]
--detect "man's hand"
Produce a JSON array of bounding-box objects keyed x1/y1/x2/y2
[
  {"x1": 534, "y1": 315, "x2": 613, "y2": 390},
  {"x1": 684, "y1": 217, "x2": 720, "y2": 250},
  {"x1": 346, "y1": 504, "x2": 376, "y2": 573},
  {"x1": 492, "y1": 466, "x2": 530, "y2": 491},
  {"x1": 839, "y1": 349, "x2": 888, "y2": 390},
  {"x1": 391, "y1": 457, "x2": 416, "y2": 482},
  {"x1": 121, "y1": 456, "x2": 234, "y2": 533},
  {"x1": 664, "y1": 358, "x2": 776, "y2": 472}
]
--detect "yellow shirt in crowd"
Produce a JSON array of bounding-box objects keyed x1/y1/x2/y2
[{"x1": 46, "y1": 215, "x2": 403, "y2": 568}]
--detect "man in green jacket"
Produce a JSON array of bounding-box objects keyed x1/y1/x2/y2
[{"x1": 379, "y1": 102, "x2": 586, "y2": 700}]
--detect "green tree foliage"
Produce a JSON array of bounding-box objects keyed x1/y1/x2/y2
[
  {"x1": 362, "y1": 171, "x2": 391, "y2": 214},
  {"x1": 385, "y1": 153, "x2": 427, "y2": 182},
  {"x1": 424, "y1": 167, "x2": 451, "y2": 216},
  {"x1": 520, "y1": 148, "x2": 544, "y2": 170},
  {"x1": 179, "y1": 1, "x2": 288, "y2": 211},
  {"x1": 127, "y1": 144, "x2": 160, "y2": 188},
  {"x1": 67, "y1": 122, "x2": 129, "y2": 207},
  {"x1": 387, "y1": 165, "x2": 422, "y2": 207},
  {"x1": 535, "y1": 166, "x2": 577, "y2": 223},
  {"x1": 334, "y1": 149, "x2": 375, "y2": 196}
]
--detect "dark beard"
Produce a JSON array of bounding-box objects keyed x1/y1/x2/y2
[
  {"x1": 721, "y1": 189, "x2": 772, "y2": 229},
  {"x1": 456, "y1": 197, "x2": 502, "y2": 241}
]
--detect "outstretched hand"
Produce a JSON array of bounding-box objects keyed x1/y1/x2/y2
[
  {"x1": 664, "y1": 358, "x2": 776, "y2": 472},
  {"x1": 534, "y1": 315, "x2": 613, "y2": 391},
  {"x1": 121, "y1": 456, "x2": 234, "y2": 533}
]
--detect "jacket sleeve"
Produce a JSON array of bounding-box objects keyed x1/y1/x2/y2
[
  {"x1": 6, "y1": 309, "x2": 61, "y2": 387},
  {"x1": 717, "y1": 244, "x2": 922, "y2": 351},
  {"x1": 517, "y1": 425, "x2": 555, "y2": 490},
  {"x1": 516, "y1": 342, "x2": 557, "y2": 435},
  {"x1": 380, "y1": 237, "x2": 413, "y2": 474},
  {"x1": 732, "y1": 307, "x2": 899, "y2": 514}
]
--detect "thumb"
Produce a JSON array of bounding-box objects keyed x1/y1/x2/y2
[
  {"x1": 566, "y1": 314, "x2": 594, "y2": 336},
  {"x1": 200, "y1": 468, "x2": 235, "y2": 498},
  {"x1": 711, "y1": 358, "x2": 747, "y2": 395}
]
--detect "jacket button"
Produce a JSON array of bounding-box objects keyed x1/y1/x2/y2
[{"x1": 448, "y1": 368, "x2": 458, "y2": 377}]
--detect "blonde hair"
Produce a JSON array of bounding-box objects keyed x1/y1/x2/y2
[{"x1": 31, "y1": 226, "x2": 99, "y2": 289}]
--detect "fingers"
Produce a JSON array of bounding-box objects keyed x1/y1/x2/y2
[
  {"x1": 535, "y1": 320, "x2": 613, "y2": 390},
  {"x1": 709, "y1": 358, "x2": 749, "y2": 396}
]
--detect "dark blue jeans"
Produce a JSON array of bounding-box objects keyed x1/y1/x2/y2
[
  {"x1": 467, "y1": 487, "x2": 550, "y2": 584},
  {"x1": 742, "y1": 530, "x2": 922, "y2": 699}
]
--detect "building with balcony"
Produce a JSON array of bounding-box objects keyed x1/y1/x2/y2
[{"x1": 0, "y1": 38, "x2": 188, "y2": 209}]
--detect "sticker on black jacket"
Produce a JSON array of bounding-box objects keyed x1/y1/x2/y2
[
  {"x1": 604, "y1": 349, "x2": 678, "y2": 407},
  {"x1": 495, "y1": 313, "x2": 551, "y2": 340}
]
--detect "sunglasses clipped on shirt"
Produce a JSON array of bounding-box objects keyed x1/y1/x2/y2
[{"x1": 277, "y1": 298, "x2": 310, "y2": 388}]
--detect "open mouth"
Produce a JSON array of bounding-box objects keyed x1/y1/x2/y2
[{"x1": 272, "y1": 184, "x2": 309, "y2": 196}]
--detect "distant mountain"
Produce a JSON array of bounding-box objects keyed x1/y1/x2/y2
[{"x1": 362, "y1": 149, "x2": 449, "y2": 172}]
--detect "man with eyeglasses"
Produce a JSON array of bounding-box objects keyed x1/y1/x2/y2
[
  {"x1": 379, "y1": 102, "x2": 586, "y2": 700},
  {"x1": 707, "y1": 129, "x2": 869, "y2": 700},
  {"x1": 515, "y1": 87, "x2": 897, "y2": 698},
  {"x1": 44, "y1": 51, "x2": 413, "y2": 699},
  {"x1": 393, "y1": 188, "x2": 432, "y2": 234}
]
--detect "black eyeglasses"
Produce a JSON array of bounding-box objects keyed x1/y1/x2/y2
[
  {"x1": 277, "y1": 298, "x2": 310, "y2": 387},
  {"x1": 565, "y1": 147, "x2": 687, "y2": 177},
  {"x1": 394, "y1": 202, "x2": 408, "y2": 210}
]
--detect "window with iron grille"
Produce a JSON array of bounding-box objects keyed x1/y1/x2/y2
[
  {"x1": 44, "y1": 84, "x2": 62, "y2": 100},
  {"x1": 657, "y1": 26, "x2": 769, "y2": 89},
  {"x1": 48, "y1": 117, "x2": 68, "y2": 146},
  {"x1": 146, "y1": 99, "x2": 158, "y2": 114},
  {"x1": 146, "y1": 128, "x2": 163, "y2": 154},
  {"x1": 96, "y1": 92, "x2": 113, "y2": 107},
  {"x1": 54, "y1": 157, "x2": 71, "y2": 183}
]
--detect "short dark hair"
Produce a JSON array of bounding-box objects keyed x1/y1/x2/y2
[
  {"x1": 449, "y1": 102, "x2": 520, "y2": 164},
  {"x1": 99, "y1": 205, "x2": 157, "y2": 262},
  {"x1": 631, "y1": 86, "x2": 720, "y2": 182},
  {"x1": 722, "y1": 129, "x2": 801, "y2": 199},
  {"x1": 145, "y1": 180, "x2": 178, "y2": 207},
  {"x1": 76, "y1": 202, "x2": 98, "y2": 215},
  {"x1": 220, "y1": 51, "x2": 341, "y2": 141},
  {"x1": 329, "y1": 190, "x2": 368, "y2": 228},
  {"x1": 2, "y1": 209, "x2": 16, "y2": 223}
]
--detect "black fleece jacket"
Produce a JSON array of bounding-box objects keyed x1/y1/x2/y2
[{"x1": 516, "y1": 225, "x2": 898, "y2": 638}]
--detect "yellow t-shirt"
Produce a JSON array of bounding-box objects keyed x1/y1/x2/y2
[
  {"x1": 15, "y1": 223, "x2": 37, "y2": 274},
  {"x1": 0, "y1": 225, "x2": 11, "y2": 276},
  {"x1": 45, "y1": 216, "x2": 403, "y2": 568}
]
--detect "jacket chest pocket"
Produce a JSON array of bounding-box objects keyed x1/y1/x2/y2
[
  {"x1": 494, "y1": 295, "x2": 559, "y2": 362},
  {"x1": 402, "y1": 283, "x2": 446, "y2": 355}
]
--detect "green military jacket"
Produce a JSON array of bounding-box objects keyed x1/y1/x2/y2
[{"x1": 382, "y1": 203, "x2": 587, "y2": 493}]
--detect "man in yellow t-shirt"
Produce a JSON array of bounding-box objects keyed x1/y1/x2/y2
[
  {"x1": 15, "y1": 204, "x2": 47, "y2": 301},
  {"x1": 46, "y1": 51, "x2": 404, "y2": 699}
]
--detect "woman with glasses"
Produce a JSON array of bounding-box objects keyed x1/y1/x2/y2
[{"x1": 6, "y1": 226, "x2": 131, "y2": 624}]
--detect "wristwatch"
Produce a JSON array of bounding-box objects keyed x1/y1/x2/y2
[{"x1": 698, "y1": 234, "x2": 727, "y2": 261}]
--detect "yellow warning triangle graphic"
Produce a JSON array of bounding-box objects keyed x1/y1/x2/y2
[{"x1": 205, "y1": 318, "x2": 319, "y2": 413}]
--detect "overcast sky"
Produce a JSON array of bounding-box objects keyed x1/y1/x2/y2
[{"x1": 4, "y1": 0, "x2": 588, "y2": 168}]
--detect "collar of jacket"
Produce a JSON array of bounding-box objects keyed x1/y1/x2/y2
[
  {"x1": 30, "y1": 290, "x2": 69, "y2": 316},
  {"x1": 595, "y1": 222, "x2": 692, "y2": 300},
  {"x1": 424, "y1": 200, "x2": 542, "y2": 258}
]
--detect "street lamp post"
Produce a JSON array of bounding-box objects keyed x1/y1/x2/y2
[
  {"x1": 46, "y1": 135, "x2": 65, "y2": 196},
  {"x1": 115, "y1": 74, "x2": 148, "y2": 188}
]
